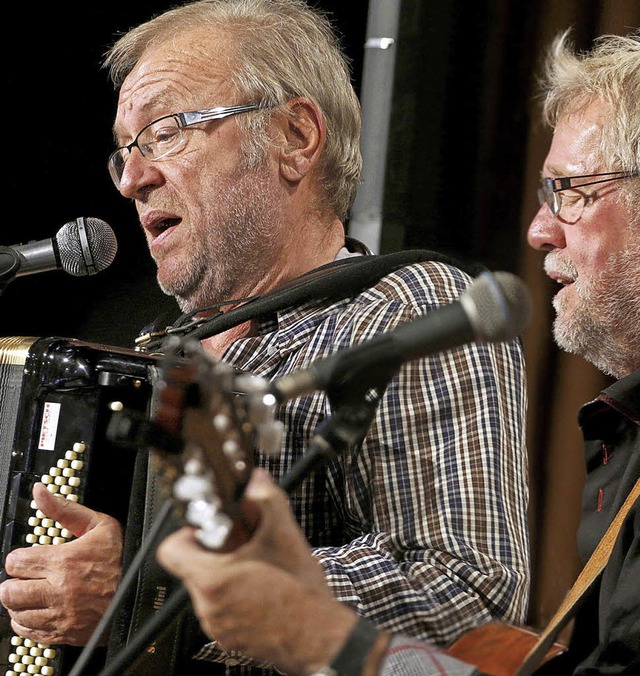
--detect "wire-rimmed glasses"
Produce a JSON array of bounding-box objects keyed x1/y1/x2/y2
[
  {"x1": 537, "y1": 170, "x2": 639, "y2": 223},
  {"x1": 108, "y1": 102, "x2": 268, "y2": 188}
]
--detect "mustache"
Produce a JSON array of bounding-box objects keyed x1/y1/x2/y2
[{"x1": 544, "y1": 252, "x2": 578, "y2": 282}]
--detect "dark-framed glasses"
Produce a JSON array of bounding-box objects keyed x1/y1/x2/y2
[
  {"x1": 108, "y1": 102, "x2": 267, "y2": 188},
  {"x1": 537, "y1": 170, "x2": 639, "y2": 223}
]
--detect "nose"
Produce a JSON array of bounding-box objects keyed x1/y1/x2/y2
[
  {"x1": 527, "y1": 204, "x2": 566, "y2": 252},
  {"x1": 118, "y1": 151, "x2": 164, "y2": 199}
]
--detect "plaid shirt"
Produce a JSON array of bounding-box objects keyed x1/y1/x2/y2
[{"x1": 195, "y1": 259, "x2": 529, "y2": 674}]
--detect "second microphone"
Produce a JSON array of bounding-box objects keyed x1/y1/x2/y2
[{"x1": 269, "y1": 271, "x2": 532, "y2": 402}]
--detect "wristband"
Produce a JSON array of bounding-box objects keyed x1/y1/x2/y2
[{"x1": 310, "y1": 616, "x2": 379, "y2": 675}]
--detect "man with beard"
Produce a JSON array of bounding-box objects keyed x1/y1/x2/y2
[
  {"x1": 0, "y1": 1, "x2": 529, "y2": 675},
  {"x1": 524, "y1": 26, "x2": 639, "y2": 674},
  {"x1": 157, "y1": 26, "x2": 639, "y2": 676}
]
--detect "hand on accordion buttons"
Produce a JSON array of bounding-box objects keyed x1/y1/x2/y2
[{"x1": 0, "y1": 482, "x2": 124, "y2": 646}]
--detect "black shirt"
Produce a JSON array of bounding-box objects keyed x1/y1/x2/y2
[{"x1": 567, "y1": 370, "x2": 640, "y2": 673}]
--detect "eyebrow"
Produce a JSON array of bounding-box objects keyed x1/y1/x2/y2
[
  {"x1": 541, "y1": 162, "x2": 594, "y2": 179},
  {"x1": 112, "y1": 94, "x2": 182, "y2": 144}
]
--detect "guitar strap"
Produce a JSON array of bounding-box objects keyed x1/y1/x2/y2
[
  {"x1": 192, "y1": 248, "x2": 484, "y2": 340},
  {"x1": 516, "y1": 476, "x2": 640, "y2": 676}
]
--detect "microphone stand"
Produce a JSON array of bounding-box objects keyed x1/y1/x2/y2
[
  {"x1": 280, "y1": 382, "x2": 384, "y2": 494},
  {"x1": 93, "y1": 364, "x2": 396, "y2": 676}
]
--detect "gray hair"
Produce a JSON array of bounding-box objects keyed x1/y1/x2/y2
[
  {"x1": 104, "y1": 0, "x2": 362, "y2": 221},
  {"x1": 539, "y1": 28, "x2": 640, "y2": 220}
]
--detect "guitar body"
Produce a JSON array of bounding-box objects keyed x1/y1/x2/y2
[{"x1": 444, "y1": 623, "x2": 567, "y2": 676}]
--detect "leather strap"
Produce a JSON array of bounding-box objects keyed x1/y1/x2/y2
[
  {"x1": 136, "y1": 247, "x2": 486, "y2": 351},
  {"x1": 191, "y1": 249, "x2": 485, "y2": 341},
  {"x1": 516, "y1": 476, "x2": 640, "y2": 675}
]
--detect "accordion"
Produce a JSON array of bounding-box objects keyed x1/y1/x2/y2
[{"x1": 0, "y1": 336, "x2": 162, "y2": 676}]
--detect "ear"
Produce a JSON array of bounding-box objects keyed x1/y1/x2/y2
[{"x1": 276, "y1": 97, "x2": 326, "y2": 183}]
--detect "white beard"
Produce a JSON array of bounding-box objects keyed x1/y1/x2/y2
[{"x1": 548, "y1": 243, "x2": 640, "y2": 378}]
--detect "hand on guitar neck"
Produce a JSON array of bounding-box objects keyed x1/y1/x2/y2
[{"x1": 152, "y1": 341, "x2": 568, "y2": 676}]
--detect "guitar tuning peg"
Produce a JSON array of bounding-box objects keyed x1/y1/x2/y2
[
  {"x1": 234, "y1": 373, "x2": 269, "y2": 395},
  {"x1": 187, "y1": 499, "x2": 233, "y2": 550},
  {"x1": 247, "y1": 392, "x2": 277, "y2": 425},
  {"x1": 173, "y1": 473, "x2": 211, "y2": 503},
  {"x1": 196, "y1": 515, "x2": 233, "y2": 550},
  {"x1": 241, "y1": 388, "x2": 283, "y2": 455}
]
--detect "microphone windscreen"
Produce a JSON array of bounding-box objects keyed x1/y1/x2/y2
[
  {"x1": 56, "y1": 217, "x2": 118, "y2": 276},
  {"x1": 463, "y1": 271, "x2": 532, "y2": 342}
]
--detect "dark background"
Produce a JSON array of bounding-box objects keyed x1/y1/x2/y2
[
  {"x1": 0, "y1": 1, "x2": 589, "y2": 348},
  {"x1": 2, "y1": 1, "x2": 370, "y2": 348},
  {"x1": 4, "y1": 0, "x2": 543, "y2": 348}
]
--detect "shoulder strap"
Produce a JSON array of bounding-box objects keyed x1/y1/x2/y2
[
  {"x1": 516, "y1": 476, "x2": 640, "y2": 676},
  {"x1": 181, "y1": 249, "x2": 485, "y2": 344}
]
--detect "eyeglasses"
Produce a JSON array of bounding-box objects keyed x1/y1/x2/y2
[
  {"x1": 108, "y1": 102, "x2": 267, "y2": 188},
  {"x1": 537, "y1": 170, "x2": 639, "y2": 223}
]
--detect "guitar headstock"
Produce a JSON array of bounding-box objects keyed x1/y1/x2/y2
[{"x1": 151, "y1": 339, "x2": 283, "y2": 550}]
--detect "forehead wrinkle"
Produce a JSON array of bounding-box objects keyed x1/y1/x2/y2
[
  {"x1": 114, "y1": 30, "x2": 236, "y2": 142},
  {"x1": 543, "y1": 129, "x2": 603, "y2": 181},
  {"x1": 113, "y1": 52, "x2": 235, "y2": 141},
  {"x1": 132, "y1": 28, "x2": 234, "y2": 99}
]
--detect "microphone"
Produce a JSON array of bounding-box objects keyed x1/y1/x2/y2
[
  {"x1": 0, "y1": 217, "x2": 117, "y2": 280},
  {"x1": 270, "y1": 271, "x2": 532, "y2": 402}
]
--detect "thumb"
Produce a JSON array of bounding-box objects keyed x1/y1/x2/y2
[
  {"x1": 157, "y1": 527, "x2": 201, "y2": 578},
  {"x1": 31, "y1": 482, "x2": 104, "y2": 538}
]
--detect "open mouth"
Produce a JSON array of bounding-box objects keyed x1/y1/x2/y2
[
  {"x1": 155, "y1": 217, "x2": 181, "y2": 233},
  {"x1": 147, "y1": 217, "x2": 182, "y2": 244},
  {"x1": 550, "y1": 272, "x2": 575, "y2": 286}
]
